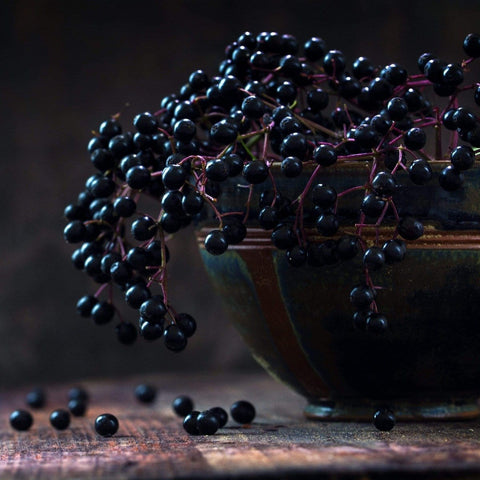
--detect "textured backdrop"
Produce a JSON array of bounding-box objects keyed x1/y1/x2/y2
[{"x1": 0, "y1": 0, "x2": 479, "y2": 386}]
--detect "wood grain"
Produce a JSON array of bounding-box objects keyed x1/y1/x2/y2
[{"x1": 1, "y1": 373, "x2": 480, "y2": 479}]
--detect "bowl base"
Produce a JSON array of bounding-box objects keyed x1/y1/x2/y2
[{"x1": 304, "y1": 398, "x2": 480, "y2": 421}]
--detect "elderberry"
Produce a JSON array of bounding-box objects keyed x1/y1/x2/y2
[
  {"x1": 173, "y1": 395, "x2": 194, "y2": 417},
  {"x1": 373, "y1": 408, "x2": 396, "y2": 431},
  {"x1": 135, "y1": 384, "x2": 157, "y2": 403},
  {"x1": 64, "y1": 31, "x2": 480, "y2": 369},
  {"x1": 50, "y1": 409, "x2": 71, "y2": 430},
  {"x1": 26, "y1": 388, "x2": 46, "y2": 409},
  {"x1": 95, "y1": 413, "x2": 119, "y2": 437},
  {"x1": 9, "y1": 410, "x2": 33, "y2": 431},
  {"x1": 230, "y1": 400, "x2": 256, "y2": 424}
]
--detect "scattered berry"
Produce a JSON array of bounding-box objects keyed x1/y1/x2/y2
[
  {"x1": 230, "y1": 400, "x2": 256, "y2": 424},
  {"x1": 173, "y1": 395, "x2": 194, "y2": 417},
  {"x1": 373, "y1": 408, "x2": 396, "y2": 431},
  {"x1": 95, "y1": 413, "x2": 119, "y2": 437},
  {"x1": 26, "y1": 388, "x2": 46, "y2": 409},
  {"x1": 50, "y1": 409, "x2": 71, "y2": 430},
  {"x1": 68, "y1": 399, "x2": 87, "y2": 417},
  {"x1": 135, "y1": 384, "x2": 157, "y2": 403},
  {"x1": 10, "y1": 410, "x2": 33, "y2": 431}
]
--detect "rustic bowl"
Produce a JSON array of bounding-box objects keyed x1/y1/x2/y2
[{"x1": 195, "y1": 162, "x2": 480, "y2": 420}]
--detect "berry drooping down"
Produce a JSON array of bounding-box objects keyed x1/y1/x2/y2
[{"x1": 64, "y1": 31, "x2": 480, "y2": 370}]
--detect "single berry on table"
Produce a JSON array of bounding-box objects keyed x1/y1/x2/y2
[
  {"x1": 209, "y1": 407, "x2": 228, "y2": 428},
  {"x1": 95, "y1": 413, "x2": 119, "y2": 437},
  {"x1": 183, "y1": 411, "x2": 200, "y2": 435},
  {"x1": 230, "y1": 400, "x2": 256, "y2": 424},
  {"x1": 68, "y1": 399, "x2": 87, "y2": 417},
  {"x1": 26, "y1": 388, "x2": 46, "y2": 409},
  {"x1": 173, "y1": 395, "x2": 194, "y2": 417},
  {"x1": 135, "y1": 384, "x2": 157, "y2": 404},
  {"x1": 50, "y1": 409, "x2": 71, "y2": 430},
  {"x1": 9, "y1": 410, "x2": 33, "y2": 431},
  {"x1": 373, "y1": 408, "x2": 396, "y2": 431}
]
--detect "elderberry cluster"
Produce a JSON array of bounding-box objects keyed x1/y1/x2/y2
[{"x1": 64, "y1": 31, "x2": 480, "y2": 348}]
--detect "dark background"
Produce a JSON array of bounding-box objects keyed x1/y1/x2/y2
[{"x1": 0, "y1": 0, "x2": 479, "y2": 387}]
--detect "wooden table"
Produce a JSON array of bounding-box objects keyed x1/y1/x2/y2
[{"x1": 1, "y1": 372, "x2": 480, "y2": 479}]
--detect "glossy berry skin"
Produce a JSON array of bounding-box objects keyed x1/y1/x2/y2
[
  {"x1": 386, "y1": 97, "x2": 408, "y2": 121},
  {"x1": 50, "y1": 409, "x2": 71, "y2": 430},
  {"x1": 398, "y1": 216, "x2": 424, "y2": 240},
  {"x1": 206, "y1": 159, "x2": 229, "y2": 183},
  {"x1": 271, "y1": 225, "x2": 297, "y2": 250},
  {"x1": 131, "y1": 216, "x2": 157, "y2": 241},
  {"x1": 286, "y1": 245, "x2": 307, "y2": 267},
  {"x1": 125, "y1": 285, "x2": 151, "y2": 309},
  {"x1": 350, "y1": 285, "x2": 375, "y2": 309},
  {"x1": 196, "y1": 411, "x2": 219, "y2": 435},
  {"x1": 382, "y1": 239, "x2": 406, "y2": 263},
  {"x1": 133, "y1": 112, "x2": 158, "y2": 135},
  {"x1": 372, "y1": 172, "x2": 396, "y2": 197},
  {"x1": 366, "y1": 313, "x2": 388, "y2": 334},
  {"x1": 222, "y1": 218, "x2": 247, "y2": 245},
  {"x1": 182, "y1": 190, "x2": 204, "y2": 215},
  {"x1": 140, "y1": 298, "x2": 167, "y2": 323},
  {"x1": 164, "y1": 324, "x2": 187, "y2": 352},
  {"x1": 311, "y1": 184, "x2": 336, "y2": 207},
  {"x1": 210, "y1": 120, "x2": 238, "y2": 144},
  {"x1": 135, "y1": 384, "x2": 157, "y2": 403},
  {"x1": 26, "y1": 388, "x2": 46, "y2": 409},
  {"x1": 126, "y1": 166, "x2": 150, "y2": 190},
  {"x1": 450, "y1": 145, "x2": 475, "y2": 170},
  {"x1": 408, "y1": 159, "x2": 432, "y2": 185},
  {"x1": 353, "y1": 310, "x2": 370, "y2": 331},
  {"x1": 361, "y1": 194, "x2": 386, "y2": 216},
  {"x1": 363, "y1": 247, "x2": 385, "y2": 271},
  {"x1": 313, "y1": 144, "x2": 337, "y2": 166},
  {"x1": 173, "y1": 119, "x2": 196, "y2": 142},
  {"x1": 281, "y1": 156, "x2": 302, "y2": 178},
  {"x1": 68, "y1": 387, "x2": 89, "y2": 403},
  {"x1": 68, "y1": 399, "x2": 87, "y2": 417},
  {"x1": 209, "y1": 407, "x2": 228, "y2": 428},
  {"x1": 205, "y1": 230, "x2": 228, "y2": 255},
  {"x1": 183, "y1": 411, "x2": 200, "y2": 435},
  {"x1": 99, "y1": 118, "x2": 122, "y2": 139},
  {"x1": 442, "y1": 63, "x2": 464, "y2": 86},
  {"x1": 230, "y1": 400, "x2": 256, "y2": 424},
  {"x1": 175, "y1": 313, "x2": 197, "y2": 338},
  {"x1": 316, "y1": 214, "x2": 339, "y2": 236},
  {"x1": 76, "y1": 295, "x2": 98, "y2": 317},
  {"x1": 323, "y1": 50, "x2": 346, "y2": 76},
  {"x1": 162, "y1": 165, "x2": 187, "y2": 191},
  {"x1": 241, "y1": 96, "x2": 264, "y2": 119},
  {"x1": 95, "y1": 413, "x2": 119, "y2": 437},
  {"x1": 280, "y1": 133, "x2": 307, "y2": 160},
  {"x1": 373, "y1": 408, "x2": 396, "y2": 431},
  {"x1": 140, "y1": 320, "x2": 164, "y2": 341},
  {"x1": 243, "y1": 161, "x2": 269, "y2": 184},
  {"x1": 10, "y1": 410, "x2": 33, "y2": 431},
  {"x1": 91, "y1": 301, "x2": 115, "y2": 325},
  {"x1": 380, "y1": 63, "x2": 407, "y2": 86},
  {"x1": 173, "y1": 395, "x2": 194, "y2": 417},
  {"x1": 439, "y1": 165, "x2": 464, "y2": 191},
  {"x1": 304, "y1": 37, "x2": 327, "y2": 61},
  {"x1": 404, "y1": 128, "x2": 426, "y2": 151},
  {"x1": 64, "y1": 220, "x2": 86, "y2": 244},
  {"x1": 464, "y1": 33, "x2": 480, "y2": 58}
]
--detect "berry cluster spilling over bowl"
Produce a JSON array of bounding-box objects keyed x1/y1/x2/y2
[{"x1": 63, "y1": 31, "x2": 480, "y2": 350}]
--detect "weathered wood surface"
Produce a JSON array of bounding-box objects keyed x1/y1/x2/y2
[{"x1": 1, "y1": 372, "x2": 480, "y2": 479}]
